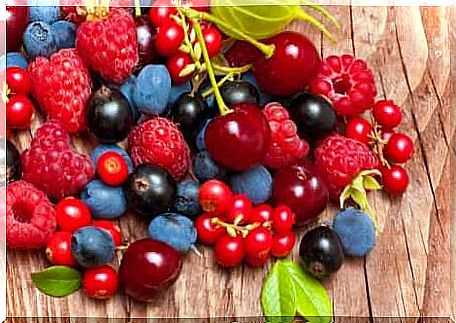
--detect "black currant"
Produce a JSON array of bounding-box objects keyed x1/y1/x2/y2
[
  {"x1": 220, "y1": 81, "x2": 259, "y2": 107},
  {"x1": 5, "y1": 139, "x2": 21, "y2": 184}
]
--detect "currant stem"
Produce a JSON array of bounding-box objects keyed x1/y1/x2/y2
[{"x1": 176, "y1": 9, "x2": 202, "y2": 71}]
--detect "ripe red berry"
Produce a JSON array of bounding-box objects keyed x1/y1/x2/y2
[
  {"x1": 96, "y1": 151, "x2": 129, "y2": 186},
  {"x1": 345, "y1": 118, "x2": 372, "y2": 144},
  {"x1": 46, "y1": 231, "x2": 77, "y2": 266},
  {"x1": 195, "y1": 213, "x2": 225, "y2": 245},
  {"x1": 6, "y1": 95, "x2": 34, "y2": 129},
  {"x1": 250, "y1": 204, "x2": 273, "y2": 224},
  {"x1": 271, "y1": 205, "x2": 295, "y2": 234},
  {"x1": 214, "y1": 234, "x2": 245, "y2": 267},
  {"x1": 245, "y1": 227, "x2": 273, "y2": 259},
  {"x1": 373, "y1": 100, "x2": 402, "y2": 129},
  {"x1": 384, "y1": 133, "x2": 414, "y2": 164},
  {"x1": 93, "y1": 220, "x2": 123, "y2": 246},
  {"x1": 271, "y1": 231, "x2": 296, "y2": 257},
  {"x1": 201, "y1": 25, "x2": 222, "y2": 58},
  {"x1": 199, "y1": 180, "x2": 233, "y2": 216},
  {"x1": 245, "y1": 252, "x2": 269, "y2": 267},
  {"x1": 55, "y1": 197, "x2": 92, "y2": 232},
  {"x1": 226, "y1": 194, "x2": 253, "y2": 224},
  {"x1": 83, "y1": 265, "x2": 119, "y2": 300},
  {"x1": 167, "y1": 52, "x2": 194, "y2": 84},
  {"x1": 6, "y1": 67, "x2": 31, "y2": 95},
  {"x1": 382, "y1": 165, "x2": 409, "y2": 195},
  {"x1": 155, "y1": 22, "x2": 185, "y2": 57},
  {"x1": 148, "y1": 0, "x2": 176, "y2": 27}
]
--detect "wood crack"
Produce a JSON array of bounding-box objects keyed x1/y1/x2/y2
[
  {"x1": 427, "y1": 69, "x2": 450, "y2": 149},
  {"x1": 363, "y1": 258, "x2": 374, "y2": 323},
  {"x1": 401, "y1": 215, "x2": 421, "y2": 309}
]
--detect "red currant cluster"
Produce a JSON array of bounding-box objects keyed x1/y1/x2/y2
[
  {"x1": 148, "y1": 0, "x2": 222, "y2": 84},
  {"x1": 345, "y1": 99, "x2": 414, "y2": 195},
  {"x1": 195, "y1": 180, "x2": 297, "y2": 268},
  {"x1": 45, "y1": 197, "x2": 122, "y2": 300},
  {"x1": 5, "y1": 66, "x2": 35, "y2": 134}
]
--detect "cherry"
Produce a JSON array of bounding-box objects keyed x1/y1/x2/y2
[
  {"x1": 245, "y1": 227, "x2": 273, "y2": 258},
  {"x1": 214, "y1": 234, "x2": 245, "y2": 267},
  {"x1": 195, "y1": 213, "x2": 225, "y2": 245},
  {"x1": 345, "y1": 117, "x2": 372, "y2": 144},
  {"x1": 167, "y1": 52, "x2": 194, "y2": 84},
  {"x1": 97, "y1": 151, "x2": 129, "y2": 186},
  {"x1": 253, "y1": 31, "x2": 320, "y2": 96},
  {"x1": 226, "y1": 194, "x2": 253, "y2": 224},
  {"x1": 201, "y1": 25, "x2": 223, "y2": 58},
  {"x1": 55, "y1": 197, "x2": 92, "y2": 233},
  {"x1": 6, "y1": 5, "x2": 29, "y2": 51},
  {"x1": 83, "y1": 265, "x2": 119, "y2": 300},
  {"x1": 135, "y1": 15, "x2": 158, "y2": 67},
  {"x1": 382, "y1": 165, "x2": 409, "y2": 195},
  {"x1": 148, "y1": 0, "x2": 176, "y2": 28},
  {"x1": 272, "y1": 163, "x2": 329, "y2": 226},
  {"x1": 384, "y1": 133, "x2": 414, "y2": 163},
  {"x1": 46, "y1": 232, "x2": 77, "y2": 266},
  {"x1": 225, "y1": 40, "x2": 262, "y2": 67},
  {"x1": 271, "y1": 231, "x2": 296, "y2": 258},
  {"x1": 156, "y1": 22, "x2": 185, "y2": 57},
  {"x1": 119, "y1": 238, "x2": 182, "y2": 301},
  {"x1": 271, "y1": 205, "x2": 295, "y2": 234},
  {"x1": 199, "y1": 180, "x2": 233, "y2": 216},
  {"x1": 205, "y1": 103, "x2": 271, "y2": 171},
  {"x1": 373, "y1": 100, "x2": 402, "y2": 129},
  {"x1": 6, "y1": 67, "x2": 32, "y2": 95},
  {"x1": 6, "y1": 96, "x2": 34, "y2": 130},
  {"x1": 250, "y1": 204, "x2": 273, "y2": 224},
  {"x1": 93, "y1": 220, "x2": 123, "y2": 246}
]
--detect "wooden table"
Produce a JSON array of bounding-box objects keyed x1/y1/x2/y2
[{"x1": 6, "y1": 5, "x2": 455, "y2": 322}]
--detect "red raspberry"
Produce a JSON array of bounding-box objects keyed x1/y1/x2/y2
[
  {"x1": 76, "y1": 8, "x2": 139, "y2": 84},
  {"x1": 22, "y1": 121, "x2": 95, "y2": 200},
  {"x1": 61, "y1": 0, "x2": 132, "y2": 24},
  {"x1": 28, "y1": 49, "x2": 92, "y2": 134},
  {"x1": 128, "y1": 117, "x2": 191, "y2": 180},
  {"x1": 262, "y1": 102, "x2": 309, "y2": 169},
  {"x1": 309, "y1": 55, "x2": 377, "y2": 118},
  {"x1": 7, "y1": 181, "x2": 57, "y2": 249},
  {"x1": 314, "y1": 135, "x2": 379, "y2": 200}
]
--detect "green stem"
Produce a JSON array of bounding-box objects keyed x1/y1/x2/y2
[
  {"x1": 177, "y1": 9, "x2": 202, "y2": 71},
  {"x1": 133, "y1": 0, "x2": 141, "y2": 18},
  {"x1": 202, "y1": 73, "x2": 235, "y2": 98},
  {"x1": 212, "y1": 63, "x2": 252, "y2": 74}
]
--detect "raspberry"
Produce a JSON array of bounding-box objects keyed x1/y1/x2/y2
[
  {"x1": 128, "y1": 117, "x2": 191, "y2": 180},
  {"x1": 22, "y1": 121, "x2": 95, "y2": 200},
  {"x1": 76, "y1": 8, "x2": 139, "y2": 84},
  {"x1": 262, "y1": 102, "x2": 309, "y2": 169},
  {"x1": 61, "y1": 0, "x2": 132, "y2": 24},
  {"x1": 314, "y1": 135, "x2": 379, "y2": 199},
  {"x1": 7, "y1": 181, "x2": 57, "y2": 249},
  {"x1": 28, "y1": 49, "x2": 92, "y2": 134},
  {"x1": 309, "y1": 55, "x2": 377, "y2": 118}
]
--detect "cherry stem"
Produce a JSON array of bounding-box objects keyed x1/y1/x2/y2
[
  {"x1": 212, "y1": 63, "x2": 252, "y2": 74},
  {"x1": 202, "y1": 73, "x2": 235, "y2": 98},
  {"x1": 133, "y1": 0, "x2": 141, "y2": 17}
]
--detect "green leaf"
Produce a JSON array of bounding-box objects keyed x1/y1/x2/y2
[
  {"x1": 179, "y1": 64, "x2": 196, "y2": 77},
  {"x1": 31, "y1": 266, "x2": 81, "y2": 297},
  {"x1": 350, "y1": 189, "x2": 368, "y2": 210},
  {"x1": 193, "y1": 42, "x2": 202, "y2": 61},
  {"x1": 363, "y1": 175, "x2": 382, "y2": 191},
  {"x1": 351, "y1": 174, "x2": 365, "y2": 193}
]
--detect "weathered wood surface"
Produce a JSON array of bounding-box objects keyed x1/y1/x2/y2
[{"x1": 6, "y1": 5, "x2": 455, "y2": 322}]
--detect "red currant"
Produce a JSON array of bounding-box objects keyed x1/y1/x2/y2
[
  {"x1": 167, "y1": 52, "x2": 194, "y2": 84},
  {"x1": 226, "y1": 194, "x2": 252, "y2": 224},
  {"x1": 381, "y1": 129, "x2": 394, "y2": 143},
  {"x1": 373, "y1": 100, "x2": 402, "y2": 129},
  {"x1": 46, "y1": 231, "x2": 77, "y2": 266},
  {"x1": 345, "y1": 117, "x2": 372, "y2": 144},
  {"x1": 250, "y1": 204, "x2": 273, "y2": 224},
  {"x1": 6, "y1": 67, "x2": 31, "y2": 95},
  {"x1": 6, "y1": 95, "x2": 34, "y2": 129},
  {"x1": 83, "y1": 265, "x2": 119, "y2": 300},
  {"x1": 382, "y1": 165, "x2": 409, "y2": 195},
  {"x1": 199, "y1": 180, "x2": 233, "y2": 216},
  {"x1": 155, "y1": 22, "x2": 185, "y2": 57},
  {"x1": 201, "y1": 25, "x2": 222, "y2": 58},
  {"x1": 245, "y1": 227, "x2": 273, "y2": 258},
  {"x1": 214, "y1": 234, "x2": 245, "y2": 267},
  {"x1": 195, "y1": 213, "x2": 225, "y2": 245},
  {"x1": 56, "y1": 197, "x2": 92, "y2": 232},
  {"x1": 97, "y1": 151, "x2": 129, "y2": 186},
  {"x1": 148, "y1": 0, "x2": 176, "y2": 28},
  {"x1": 245, "y1": 252, "x2": 269, "y2": 267},
  {"x1": 271, "y1": 205, "x2": 295, "y2": 234},
  {"x1": 93, "y1": 220, "x2": 123, "y2": 246},
  {"x1": 271, "y1": 231, "x2": 296, "y2": 257},
  {"x1": 384, "y1": 133, "x2": 414, "y2": 164}
]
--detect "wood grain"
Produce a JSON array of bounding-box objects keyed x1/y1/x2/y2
[{"x1": 6, "y1": 5, "x2": 453, "y2": 321}]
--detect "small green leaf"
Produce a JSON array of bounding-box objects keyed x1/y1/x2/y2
[
  {"x1": 350, "y1": 189, "x2": 368, "y2": 210},
  {"x1": 179, "y1": 64, "x2": 196, "y2": 77},
  {"x1": 193, "y1": 42, "x2": 202, "y2": 61},
  {"x1": 363, "y1": 175, "x2": 382, "y2": 191},
  {"x1": 351, "y1": 174, "x2": 365, "y2": 193},
  {"x1": 31, "y1": 266, "x2": 81, "y2": 297}
]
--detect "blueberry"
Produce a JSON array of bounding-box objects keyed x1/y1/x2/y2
[
  {"x1": 52, "y1": 20, "x2": 76, "y2": 49},
  {"x1": 167, "y1": 81, "x2": 191, "y2": 108},
  {"x1": 193, "y1": 151, "x2": 226, "y2": 182},
  {"x1": 90, "y1": 144, "x2": 134, "y2": 174},
  {"x1": 80, "y1": 180, "x2": 127, "y2": 219},
  {"x1": 195, "y1": 118, "x2": 212, "y2": 151},
  {"x1": 229, "y1": 165, "x2": 272, "y2": 204},
  {"x1": 241, "y1": 72, "x2": 272, "y2": 106},
  {"x1": 5, "y1": 52, "x2": 28, "y2": 69},
  {"x1": 175, "y1": 180, "x2": 201, "y2": 219},
  {"x1": 133, "y1": 64, "x2": 171, "y2": 115},
  {"x1": 23, "y1": 21, "x2": 59, "y2": 59},
  {"x1": 71, "y1": 226, "x2": 115, "y2": 267},
  {"x1": 28, "y1": 0, "x2": 60, "y2": 24},
  {"x1": 148, "y1": 213, "x2": 197, "y2": 253},
  {"x1": 333, "y1": 208, "x2": 376, "y2": 257},
  {"x1": 119, "y1": 75, "x2": 141, "y2": 121}
]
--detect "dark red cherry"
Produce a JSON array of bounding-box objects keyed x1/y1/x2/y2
[
  {"x1": 253, "y1": 31, "x2": 321, "y2": 97},
  {"x1": 6, "y1": 5, "x2": 29, "y2": 52},
  {"x1": 204, "y1": 103, "x2": 271, "y2": 171},
  {"x1": 135, "y1": 15, "x2": 158, "y2": 67}
]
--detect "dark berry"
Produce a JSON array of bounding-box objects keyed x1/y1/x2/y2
[
  {"x1": 220, "y1": 81, "x2": 259, "y2": 107},
  {"x1": 6, "y1": 139, "x2": 22, "y2": 184}
]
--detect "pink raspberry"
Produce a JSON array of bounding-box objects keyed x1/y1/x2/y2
[{"x1": 262, "y1": 102, "x2": 309, "y2": 169}]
